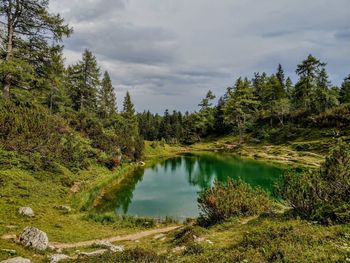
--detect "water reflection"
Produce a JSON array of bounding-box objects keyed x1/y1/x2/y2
[{"x1": 94, "y1": 153, "x2": 282, "y2": 218}]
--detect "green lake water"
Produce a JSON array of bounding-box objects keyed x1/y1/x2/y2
[{"x1": 97, "y1": 153, "x2": 283, "y2": 220}]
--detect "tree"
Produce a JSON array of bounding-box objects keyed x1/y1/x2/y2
[
  {"x1": 293, "y1": 54, "x2": 325, "y2": 111},
  {"x1": 340, "y1": 74, "x2": 350, "y2": 104},
  {"x1": 285, "y1": 77, "x2": 293, "y2": 99},
  {"x1": 120, "y1": 91, "x2": 140, "y2": 159},
  {"x1": 0, "y1": 0, "x2": 72, "y2": 98},
  {"x1": 98, "y1": 71, "x2": 117, "y2": 118},
  {"x1": 276, "y1": 64, "x2": 286, "y2": 92},
  {"x1": 314, "y1": 67, "x2": 338, "y2": 113},
  {"x1": 67, "y1": 49, "x2": 100, "y2": 112},
  {"x1": 223, "y1": 78, "x2": 258, "y2": 143},
  {"x1": 41, "y1": 45, "x2": 69, "y2": 113},
  {"x1": 197, "y1": 90, "x2": 216, "y2": 136}
]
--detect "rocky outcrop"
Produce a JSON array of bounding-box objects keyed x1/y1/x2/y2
[
  {"x1": 48, "y1": 254, "x2": 72, "y2": 263},
  {"x1": 78, "y1": 249, "x2": 107, "y2": 257},
  {"x1": 92, "y1": 240, "x2": 124, "y2": 252},
  {"x1": 0, "y1": 257, "x2": 31, "y2": 263},
  {"x1": 18, "y1": 207, "x2": 34, "y2": 217},
  {"x1": 18, "y1": 227, "x2": 48, "y2": 251}
]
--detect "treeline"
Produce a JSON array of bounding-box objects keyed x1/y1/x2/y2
[
  {"x1": 0, "y1": 0, "x2": 142, "y2": 171},
  {"x1": 138, "y1": 56, "x2": 350, "y2": 144}
]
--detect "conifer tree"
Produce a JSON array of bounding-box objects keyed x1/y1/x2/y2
[
  {"x1": 67, "y1": 49, "x2": 100, "y2": 112},
  {"x1": 0, "y1": 0, "x2": 72, "y2": 98},
  {"x1": 99, "y1": 71, "x2": 117, "y2": 118},
  {"x1": 340, "y1": 74, "x2": 350, "y2": 104},
  {"x1": 293, "y1": 54, "x2": 324, "y2": 111},
  {"x1": 223, "y1": 78, "x2": 258, "y2": 143}
]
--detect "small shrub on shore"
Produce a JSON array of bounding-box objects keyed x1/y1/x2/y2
[{"x1": 197, "y1": 179, "x2": 275, "y2": 226}]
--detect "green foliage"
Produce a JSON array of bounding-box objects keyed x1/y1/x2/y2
[
  {"x1": 98, "y1": 71, "x2": 117, "y2": 118},
  {"x1": 0, "y1": 99, "x2": 92, "y2": 170},
  {"x1": 222, "y1": 78, "x2": 259, "y2": 142},
  {"x1": 197, "y1": 179, "x2": 275, "y2": 226},
  {"x1": 277, "y1": 140, "x2": 350, "y2": 224},
  {"x1": 67, "y1": 49, "x2": 101, "y2": 112},
  {"x1": 340, "y1": 74, "x2": 350, "y2": 104}
]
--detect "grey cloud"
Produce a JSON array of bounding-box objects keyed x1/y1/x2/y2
[
  {"x1": 335, "y1": 30, "x2": 350, "y2": 41},
  {"x1": 66, "y1": 23, "x2": 177, "y2": 65},
  {"x1": 50, "y1": 0, "x2": 350, "y2": 113}
]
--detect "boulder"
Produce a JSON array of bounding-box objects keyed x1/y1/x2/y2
[
  {"x1": 0, "y1": 257, "x2": 31, "y2": 263},
  {"x1": 18, "y1": 227, "x2": 48, "y2": 251},
  {"x1": 54, "y1": 205, "x2": 71, "y2": 213},
  {"x1": 78, "y1": 249, "x2": 107, "y2": 258},
  {"x1": 18, "y1": 207, "x2": 34, "y2": 217},
  {"x1": 48, "y1": 254, "x2": 72, "y2": 263},
  {"x1": 92, "y1": 241, "x2": 124, "y2": 252}
]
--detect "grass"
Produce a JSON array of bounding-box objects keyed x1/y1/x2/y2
[
  {"x1": 88, "y1": 214, "x2": 349, "y2": 263},
  {"x1": 190, "y1": 134, "x2": 326, "y2": 168},
  {"x1": 0, "y1": 165, "x2": 170, "y2": 262}
]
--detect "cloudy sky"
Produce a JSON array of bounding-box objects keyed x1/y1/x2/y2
[{"x1": 50, "y1": 0, "x2": 350, "y2": 113}]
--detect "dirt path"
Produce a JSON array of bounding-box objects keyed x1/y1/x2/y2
[{"x1": 50, "y1": 226, "x2": 180, "y2": 249}]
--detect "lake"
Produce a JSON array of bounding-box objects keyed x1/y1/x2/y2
[{"x1": 96, "y1": 153, "x2": 283, "y2": 220}]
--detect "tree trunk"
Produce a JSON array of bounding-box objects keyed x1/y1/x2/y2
[
  {"x1": 2, "y1": 12, "x2": 14, "y2": 99},
  {"x1": 3, "y1": 75, "x2": 11, "y2": 98}
]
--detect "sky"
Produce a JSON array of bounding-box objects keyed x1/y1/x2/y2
[{"x1": 49, "y1": 0, "x2": 350, "y2": 113}]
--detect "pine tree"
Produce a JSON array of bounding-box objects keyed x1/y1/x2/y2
[
  {"x1": 0, "y1": 0, "x2": 72, "y2": 98},
  {"x1": 293, "y1": 54, "x2": 325, "y2": 111},
  {"x1": 314, "y1": 67, "x2": 338, "y2": 112},
  {"x1": 99, "y1": 71, "x2": 117, "y2": 118},
  {"x1": 223, "y1": 78, "x2": 259, "y2": 143},
  {"x1": 67, "y1": 49, "x2": 100, "y2": 112},
  {"x1": 197, "y1": 90, "x2": 216, "y2": 136},
  {"x1": 340, "y1": 74, "x2": 350, "y2": 104},
  {"x1": 276, "y1": 64, "x2": 286, "y2": 92}
]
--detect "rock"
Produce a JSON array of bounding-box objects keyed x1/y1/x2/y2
[
  {"x1": 18, "y1": 207, "x2": 34, "y2": 217},
  {"x1": 153, "y1": 234, "x2": 165, "y2": 240},
  {"x1": 0, "y1": 257, "x2": 31, "y2": 263},
  {"x1": 78, "y1": 249, "x2": 107, "y2": 257},
  {"x1": 18, "y1": 227, "x2": 48, "y2": 251},
  {"x1": 92, "y1": 241, "x2": 124, "y2": 252},
  {"x1": 1, "y1": 234, "x2": 17, "y2": 240},
  {"x1": 54, "y1": 205, "x2": 71, "y2": 213},
  {"x1": 172, "y1": 246, "x2": 186, "y2": 253},
  {"x1": 206, "y1": 240, "x2": 214, "y2": 245},
  {"x1": 48, "y1": 254, "x2": 72, "y2": 263}
]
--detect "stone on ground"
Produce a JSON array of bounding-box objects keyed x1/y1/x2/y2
[
  {"x1": 48, "y1": 254, "x2": 72, "y2": 263},
  {"x1": 18, "y1": 227, "x2": 48, "y2": 251},
  {"x1": 0, "y1": 257, "x2": 31, "y2": 263},
  {"x1": 18, "y1": 207, "x2": 34, "y2": 217},
  {"x1": 93, "y1": 241, "x2": 124, "y2": 252}
]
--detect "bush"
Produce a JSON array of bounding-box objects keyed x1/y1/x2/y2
[
  {"x1": 277, "y1": 140, "x2": 350, "y2": 224},
  {"x1": 197, "y1": 179, "x2": 275, "y2": 226},
  {"x1": 173, "y1": 226, "x2": 205, "y2": 245},
  {"x1": 0, "y1": 99, "x2": 92, "y2": 170}
]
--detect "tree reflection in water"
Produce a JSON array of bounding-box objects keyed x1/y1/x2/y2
[{"x1": 94, "y1": 153, "x2": 282, "y2": 216}]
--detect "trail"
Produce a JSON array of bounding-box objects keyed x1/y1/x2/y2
[{"x1": 50, "y1": 226, "x2": 180, "y2": 249}]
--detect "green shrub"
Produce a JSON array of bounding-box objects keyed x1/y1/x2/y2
[
  {"x1": 198, "y1": 179, "x2": 275, "y2": 226},
  {"x1": 277, "y1": 140, "x2": 350, "y2": 224}
]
